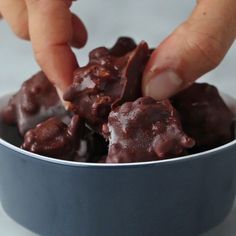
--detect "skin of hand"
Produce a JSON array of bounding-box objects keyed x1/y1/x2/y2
[
  {"x1": 0, "y1": 0, "x2": 87, "y2": 96},
  {"x1": 142, "y1": 0, "x2": 236, "y2": 100},
  {"x1": 1, "y1": 1, "x2": 235, "y2": 100}
]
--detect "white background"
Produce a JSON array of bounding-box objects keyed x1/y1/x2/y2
[{"x1": 0, "y1": 1, "x2": 235, "y2": 235}]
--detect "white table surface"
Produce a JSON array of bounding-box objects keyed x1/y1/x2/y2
[{"x1": 0, "y1": 1, "x2": 235, "y2": 235}]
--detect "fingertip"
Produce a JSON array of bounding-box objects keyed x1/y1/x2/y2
[
  {"x1": 35, "y1": 46, "x2": 78, "y2": 93},
  {"x1": 142, "y1": 69, "x2": 185, "y2": 100},
  {"x1": 70, "y1": 14, "x2": 88, "y2": 48},
  {"x1": 55, "y1": 86, "x2": 71, "y2": 109},
  {"x1": 12, "y1": 20, "x2": 29, "y2": 40},
  {"x1": 142, "y1": 44, "x2": 191, "y2": 99},
  {"x1": 143, "y1": 0, "x2": 236, "y2": 100},
  {"x1": 25, "y1": 0, "x2": 80, "y2": 93},
  {"x1": 0, "y1": 0, "x2": 29, "y2": 40}
]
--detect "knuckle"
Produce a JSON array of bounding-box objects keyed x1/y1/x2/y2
[
  {"x1": 34, "y1": 50, "x2": 45, "y2": 65},
  {"x1": 34, "y1": 47, "x2": 53, "y2": 67},
  {"x1": 188, "y1": 35, "x2": 223, "y2": 70},
  {"x1": 181, "y1": 22, "x2": 224, "y2": 70}
]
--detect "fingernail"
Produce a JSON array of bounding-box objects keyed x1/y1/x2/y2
[
  {"x1": 56, "y1": 87, "x2": 70, "y2": 110},
  {"x1": 144, "y1": 70, "x2": 183, "y2": 100}
]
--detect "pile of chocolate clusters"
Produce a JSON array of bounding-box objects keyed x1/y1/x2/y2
[{"x1": 2, "y1": 37, "x2": 234, "y2": 163}]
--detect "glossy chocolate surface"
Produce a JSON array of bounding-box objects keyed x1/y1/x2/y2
[
  {"x1": 22, "y1": 116, "x2": 82, "y2": 160},
  {"x1": 102, "y1": 97, "x2": 195, "y2": 163},
  {"x1": 64, "y1": 37, "x2": 149, "y2": 129},
  {"x1": 21, "y1": 115, "x2": 108, "y2": 162},
  {"x1": 2, "y1": 71, "x2": 66, "y2": 136},
  {"x1": 2, "y1": 38, "x2": 235, "y2": 163},
  {"x1": 172, "y1": 83, "x2": 234, "y2": 152}
]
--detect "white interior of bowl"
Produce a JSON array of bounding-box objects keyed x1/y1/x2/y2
[{"x1": 0, "y1": 90, "x2": 235, "y2": 167}]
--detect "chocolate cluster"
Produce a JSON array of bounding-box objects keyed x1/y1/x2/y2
[
  {"x1": 2, "y1": 37, "x2": 234, "y2": 163},
  {"x1": 102, "y1": 97, "x2": 195, "y2": 163},
  {"x1": 63, "y1": 37, "x2": 149, "y2": 130},
  {"x1": 2, "y1": 71, "x2": 66, "y2": 135},
  {"x1": 21, "y1": 115, "x2": 108, "y2": 162},
  {"x1": 172, "y1": 83, "x2": 234, "y2": 152},
  {"x1": 22, "y1": 116, "x2": 82, "y2": 160}
]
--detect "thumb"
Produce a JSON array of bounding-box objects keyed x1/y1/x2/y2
[{"x1": 143, "y1": 0, "x2": 236, "y2": 100}]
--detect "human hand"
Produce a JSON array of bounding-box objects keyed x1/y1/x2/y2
[
  {"x1": 143, "y1": 0, "x2": 236, "y2": 100},
  {"x1": 0, "y1": 0, "x2": 87, "y2": 95}
]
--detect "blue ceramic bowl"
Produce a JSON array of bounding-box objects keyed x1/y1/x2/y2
[{"x1": 0, "y1": 93, "x2": 236, "y2": 236}]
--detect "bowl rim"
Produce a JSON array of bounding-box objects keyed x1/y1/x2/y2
[
  {"x1": 0, "y1": 91, "x2": 235, "y2": 168},
  {"x1": 0, "y1": 137, "x2": 236, "y2": 168}
]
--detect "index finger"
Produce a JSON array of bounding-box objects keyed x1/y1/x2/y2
[{"x1": 25, "y1": 0, "x2": 81, "y2": 93}]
